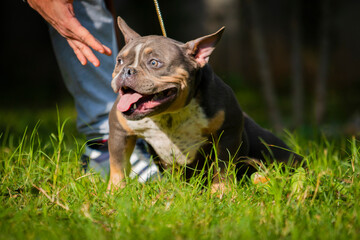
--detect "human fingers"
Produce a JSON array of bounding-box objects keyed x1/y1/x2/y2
[
  {"x1": 66, "y1": 19, "x2": 112, "y2": 56},
  {"x1": 27, "y1": 0, "x2": 111, "y2": 65},
  {"x1": 67, "y1": 39, "x2": 87, "y2": 65},
  {"x1": 68, "y1": 39, "x2": 101, "y2": 67}
]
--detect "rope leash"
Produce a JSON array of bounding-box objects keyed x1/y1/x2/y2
[{"x1": 153, "y1": 0, "x2": 167, "y2": 37}]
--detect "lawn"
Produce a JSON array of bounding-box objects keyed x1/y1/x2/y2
[{"x1": 0, "y1": 105, "x2": 359, "y2": 240}]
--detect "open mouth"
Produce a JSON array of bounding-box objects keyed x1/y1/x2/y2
[{"x1": 117, "y1": 86, "x2": 177, "y2": 117}]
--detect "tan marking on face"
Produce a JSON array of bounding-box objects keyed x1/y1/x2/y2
[
  {"x1": 159, "y1": 68, "x2": 189, "y2": 89},
  {"x1": 202, "y1": 110, "x2": 225, "y2": 135},
  {"x1": 122, "y1": 49, "x2": 130, "y2": 58},
  {"x1": 144, "y1": 47, "x2": 153, "y2": 54},
  {"x1": 157, "y1": 68, "x2": 190, "y2": 112},
  {"x1": 116, "y1": 110, "x2": 134, "y2": 134},
  {"x1": 111, "y1": 70, "x2": 121, "y2": 92},
  {"x1": 112, "y1": 70, "x2": 120, "y2": 79}
]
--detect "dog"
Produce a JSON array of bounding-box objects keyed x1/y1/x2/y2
[{"x1": 108, "y1": 16, "x2": 302, "y2": 190}]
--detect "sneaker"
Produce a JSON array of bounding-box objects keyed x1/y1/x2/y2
[
  {"x1": 81, "y1": 139, "x2": 110, "y2": 178},
  {"x1": 128, "y1": 139, "x2": 160, "y2": 183},
  {"x1": 81, "y1": 139, "x2": 160, "y2": 182}
]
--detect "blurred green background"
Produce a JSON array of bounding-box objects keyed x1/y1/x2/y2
[{"x1": 1, "y1": 0, "x2": 360, "y2": 138}]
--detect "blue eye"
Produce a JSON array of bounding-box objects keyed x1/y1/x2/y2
[{"x1": 149, "y1": 59, "x2": 162, "y2": 68}]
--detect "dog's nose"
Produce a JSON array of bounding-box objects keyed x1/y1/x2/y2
[{"x1": 123, "y1": 67, "x2": 137, "y2": 78}]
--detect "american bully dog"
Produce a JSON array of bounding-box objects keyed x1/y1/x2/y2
[{"x1": 108, "y1": 17, "x2": 302, "y2": 191}]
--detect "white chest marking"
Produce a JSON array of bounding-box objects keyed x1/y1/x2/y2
[{"x1": 126, "y1": 100, "x2": 209, "y2": 165}]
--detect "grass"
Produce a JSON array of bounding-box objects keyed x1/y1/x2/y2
[{"x1": 1, "y1": 107, "x2": 360, "y2": 240}]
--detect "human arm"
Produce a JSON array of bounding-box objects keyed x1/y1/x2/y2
[{"x1": 27, "y1": 0, "x2": 112, "y2": 67}]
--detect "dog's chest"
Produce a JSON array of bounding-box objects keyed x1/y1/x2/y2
[{"x1": 126, "y1": 100, "x2": 209, "y2": 165}]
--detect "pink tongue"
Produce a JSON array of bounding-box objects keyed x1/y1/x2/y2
[{"x1": 117, "y1": 92, "x2": 143, "y2": 112}]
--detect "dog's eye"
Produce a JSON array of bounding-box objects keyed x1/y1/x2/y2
[
  {"x1": 117, "y1": 58, "x2": 123, "y2": 65},
  {"x1": 149, "y1": 59, "x2": 162, "y2": 68}
]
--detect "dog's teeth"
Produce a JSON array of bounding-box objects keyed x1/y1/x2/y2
[{"x1": 133, "y1": 103, "x2": 137, "y2": 109}]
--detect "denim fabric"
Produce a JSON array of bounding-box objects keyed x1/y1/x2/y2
[{"x1": 48, "y1": 0, "x2": 118, "y2": 140}]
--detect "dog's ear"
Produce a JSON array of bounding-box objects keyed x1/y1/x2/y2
[
  {"x1": 184, "y1": 27, "x2": 225, "y2": 67},
  {"x1": 117, "y1": 16, "x2": 141, "y2": 44}
]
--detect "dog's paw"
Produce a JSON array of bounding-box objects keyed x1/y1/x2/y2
[
  {"x1": 107, "y1": 178, "x2": 127, "y2": 194},
  {"x1": 211, "y1": 182, "x2": 231, "y2": 199},
  {"x1": 252, "y1": 172, "x2": 269, "y2": 185}
]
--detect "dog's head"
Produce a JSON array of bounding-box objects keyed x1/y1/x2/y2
[{"x1": 111, "y1": 17, "x2": 224, "y2": 120}]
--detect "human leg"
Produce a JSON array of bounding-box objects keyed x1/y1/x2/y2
[{"x1": 48, "y1": 0, "x2": 159, "y2": 180}]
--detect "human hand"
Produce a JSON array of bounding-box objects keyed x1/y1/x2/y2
[{"x1": 28, "y1": 0, "x2": 112, "y2": 67}]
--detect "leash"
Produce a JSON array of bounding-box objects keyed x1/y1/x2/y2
[{"x1": 153, "y1": 0, "x2": 167, "y2": 37}]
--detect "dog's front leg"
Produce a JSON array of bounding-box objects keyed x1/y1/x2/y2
[
  {"x1": 107, "y1": 105, "x2": 137, "y2": 191},
  {"x1": 210, "y1": 132, "x2": 241, "y2": 197},
  {"x1": 108, "y1": 133, "x2": 136, "y2": 191},
  {"x1": 211, "y1": 162, "x2": 236, "y2": 198}
]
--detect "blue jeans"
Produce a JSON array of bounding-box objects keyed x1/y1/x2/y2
[{"x1": 49, "y1": 0, "x2": 118, "y2": 140}]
